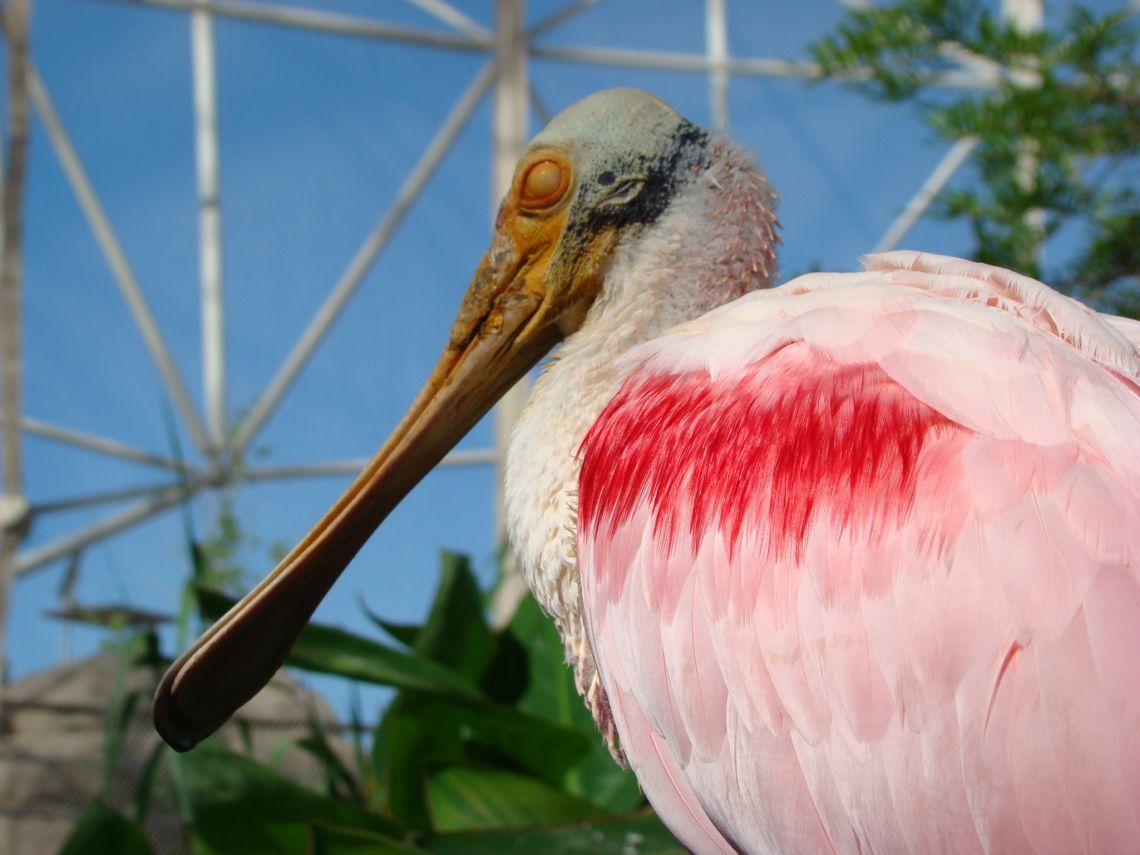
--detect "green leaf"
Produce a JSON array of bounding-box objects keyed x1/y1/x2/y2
[
  {"x1": 195, "y1": 587, "x2": 484, "y2": 699},
  {"x1": 476, "y1": 624, "x2": 529, "y2": 705},
  {"x1": 297, "y1": 731, "x2": 365, "y2": 806},
  {"x1": 509, "y1": 594, "x2": 576, "y2": 724},
  {"x1": 129, "y1": 740, "x2": 166, "y2": 824},
  {"x1": 427, "y1": 767, "x2": 606, "y2": 831},
  {"x1": 358, "y1": 552, "x2": 498, "y2": 674},
  {"x1": 414, "y1": 552, "x2": 496, "y2": 682},
  {"x1": 308, "y1": 823, "x2": 427, "y2": 854},
  {"x1": 290, "y1": 622, "x2": 484, "y2": 698},
  {"x1": 374, "y1": 701, "x2": 451, "y2": 830},
  {"x1": 358, "y1": 592, "x2": 422, "y2": 647},
  {"x1": 374, "y1": 695, "x2": 594, "y2": 831},
  {"x1": 59, "y1": 798, "x2": 154, "y2": 855},
  {"x1": 182, "y1": 742, "x2": 404, "y2": 853},
  {"x1": 423, "y1": 809, "x2": 684, "y2": 854},
  {"x1": 508, "y1": 594, "x2": 644, "y2": 812}
]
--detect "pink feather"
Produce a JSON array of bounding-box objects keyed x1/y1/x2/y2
[{"x1": 577, "y1": 253, "x2": 1140, "y2": 853}]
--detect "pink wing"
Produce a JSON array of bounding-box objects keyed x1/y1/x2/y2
[{"x1": 577, "y1": 252, "x2": 1140, "y2": 854}]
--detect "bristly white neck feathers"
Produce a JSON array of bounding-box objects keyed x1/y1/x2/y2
[{"x1": 504, "y1": 140, "x2": 780, "y2": 744}]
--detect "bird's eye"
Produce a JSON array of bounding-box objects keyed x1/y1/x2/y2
[
  {"x1": 520, "y1": 159, "x2": 568, "y2": 209},
  {"x1": 597, "y1": 176, "x2": 645, "y2": 208}
]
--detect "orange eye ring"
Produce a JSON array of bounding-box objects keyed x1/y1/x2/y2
[{"x1": 519, "y1": 158, "x2": 569, "y2": 210}]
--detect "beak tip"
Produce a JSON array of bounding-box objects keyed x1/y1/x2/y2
[{"x1": 153, "y1": 669, "x2": 212, "y2": 752}]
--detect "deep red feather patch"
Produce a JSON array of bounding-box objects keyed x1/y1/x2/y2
[{"x1": 578, "y1": 342, "x2": 956, "y2": 564}]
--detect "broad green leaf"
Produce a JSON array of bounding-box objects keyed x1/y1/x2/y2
[
  {"x1": 195, "y1": 587, "x2": 483, "y2": 699},
  {"x1": 358, "y1": 592, "x2": 421, "y2": 647},
  {"x1": 427, "y1": 766, "x2": 606, "y2": 831},
  {"x1": 297, "y1": 733, "x2": 365, "y2": 806},
  {"x1": 375, "y1": 701, "x2": 459, "y2": 830},
  {"x1": 424, "y1": 809, "x2": 684, "y2": 854},
  {"x1": 448, "y1": 700, "x2": 593, "y2": 783},
  {"x1": 375, "y1": 696, "x2": 593, "y2": 831},
  {"x1": 414, "y1": 552, "x2": 496, "y2": 682},
  {"x1": 508, "y1": 594, "x2": 644, "y2": 811},
  {"x1": 476, "y1": 623, "x2": 528, "y2": 705},
  {"x1": 59, "y1": 798, "x2": 154, "y2": 855},
  {"x1": 308, "y1": 823, "x2": 427, "y2": 854},
  {"x1": 182, "y1": 743, "x2": 403, "y2": 853},
  {"x1": 129, "y1": 740, "x2": 166, "y2": 824},
  {"x1": 509, "y1": 593, "x2": 577, "y2": 724},
  {"x1": 289, "y1": 622, "x2": 484, "y2": 698}
]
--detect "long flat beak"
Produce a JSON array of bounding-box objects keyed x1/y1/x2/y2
[{"x1": 154, "y1": 232, "x2": 563, "y2": 750}]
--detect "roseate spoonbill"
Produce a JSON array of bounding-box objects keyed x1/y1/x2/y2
[{"x1": 155, "y1": 89, "x2": 1140, "y2": 853}]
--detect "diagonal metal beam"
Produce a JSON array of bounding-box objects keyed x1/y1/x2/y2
[
  {"x1": 873, "y1": 136, "x2": 979, "y2": 253},
  {"x1": 15, "y1": 482, "x2": 201, "y2": 577},
  {"x1": 232, "y1": 61, "x2": 497, "y2": 454},
  {"x1": 27, "y1": 65, "x2": 212, "y2": 455},
  {"x1": 31, "y1": 481, "x2": 187, "y2": 515},
  {"x1": 528, "y1": 0, "x2": 600, "y2": 38},
  {"x1": 1, "y1": 412, "x2": 188, "y2": 471},
  {"x1": 95, "y1": 0, "x2": 493, "y2": 50},
  {"x1": 404, "y1": 0, "x2": 492, "y2": 40}
]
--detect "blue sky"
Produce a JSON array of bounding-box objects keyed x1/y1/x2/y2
[{"x1": 12, "y1": 0, "x2": 1074, "y2": 713}]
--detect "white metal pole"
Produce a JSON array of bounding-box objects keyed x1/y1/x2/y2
[
  {"x1": 105, "y1": 0, "x2": 491, "y2": 50},
  {"x1": 531, "y1": 44, "x2": 997, "y2": 89},
  {"x1": 242, "y1": 449, "x2": 497, "y2": 482},
  {"x1": 191, "y1": 0, "x2": 227, "y2": 455},
  {"x1": 490, "y1": 0, "x2": 530, "y2": 624},
  {"x1": 492, "y1": 0, "x2": 528, "y2": 539},
  {"x1": 706, "y1": 0, "x2": 729, "y2": 130},
  {"x1": 14, "y1": 483, "x2": 202, "y2": 578},
  {"x1": 873, "y1": 136, "x2": 979, "y2": 252},
  {"x1": 27, "y1": 67, "x2": 212, "y2": 454},
  {"x1": 528, "y1": 0, "x2": 599, "y2": 38},
  {"x1": 0, "y1": 0, "x2": 31, "y2": 713},
  {"x1": 1003, "y1": 0, "x2": 1044, "y2": 264},
  {"x1": 404, "y1": 0, "x2": 491, "y2": 40},
  {"x1": 32, "y1": 481, "x2": 187, "y2": 515},
  {"x1": 1, "y1": 413, "x2": 187, "y2": 471}
]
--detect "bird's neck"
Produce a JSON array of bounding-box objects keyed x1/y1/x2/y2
[{"x1": 504, "y1": 142, "x2": 779, "y2": 738}]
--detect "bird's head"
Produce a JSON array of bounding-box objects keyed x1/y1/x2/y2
[
  {"x1": 444, "y1": 87, "x2": 711, "y2": 374},
  {"x1": 153, "y1": 89, "x2": 719, "y2": 751}
]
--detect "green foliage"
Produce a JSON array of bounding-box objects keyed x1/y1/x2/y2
[
  {"x1": 196, "y1": 493, "x2": 259, "y2": 595},
  {"x1": 59, "y1": 799, "x2": 155, "y2": 855},
  {"x1": 179, "y1": 743, "x2": 404, "y2": 852},
  {"x1": 811, "y1": 1, "x2": 1139, "y2": 314},
  {"x1": 422, "y1": 813, "x2": 686, "y2": 855},
  {"x1": 56, "y1": 475, "x2": 679, "y2": 855},
  {"x1": 56, "y1": 550, "x2": 675, "y2": 853},
  {"x1": 427, "y1": 767, "x2": 605, "y2": 831},
  {"x1": 184, "y1": 552, "x2": 676, "y2": 852}
]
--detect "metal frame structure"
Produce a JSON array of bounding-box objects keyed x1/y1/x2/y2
[{"x1": 0, "y1": 0, "x2": 1043, "y2": 680}]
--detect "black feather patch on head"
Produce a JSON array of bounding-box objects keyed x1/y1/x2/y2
[{"x1": 574, "y1": 120, "x2": 711, "y2": 239}]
